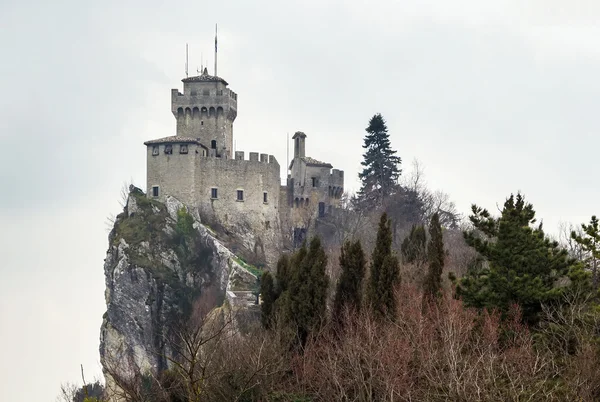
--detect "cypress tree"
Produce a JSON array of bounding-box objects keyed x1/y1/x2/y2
[
  {"x1": 333, "y1": 239, "x2": 366, "y2": 321},
  {"x1": 260, "y1": 271, "x2": 276, "y2": 329},
  {"x1": 401, "y1": 224, "x2": 427, "y2": 265},
  {"x1": 367, "y1": 213, "x2": 400, "y2": 319},
  {"x1": 275, "y1": 254, "x2": 291, "y2": 296},
  {"x1": 423, "y1": 212, "x2": 444, "y2": 300},
  {"x1": 357, "y1": 113, "x2": 402, "y2": 208},
  {"x1": 458, "y1": 193, "x2": 576, "y2": 324},
  {"x1": 286, "y1": 237, "x2": 329, "y2": 345}
]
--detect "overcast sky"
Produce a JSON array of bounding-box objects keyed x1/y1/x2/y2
[{"x1": 1, "y1": 1, "x2": 600, "y2": 400}]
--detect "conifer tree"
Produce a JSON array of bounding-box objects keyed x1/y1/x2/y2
[
  {"x1": 358, "y1": 113, "x2": 402, "y2": 208},
  {"x1": 571, "y1": 216, "x2": 600, "y2": 288},
  {"x1": 458, "y1": 193, "x2": 576, "y2": 324},
  {"x1": 401, "y1": 224, "x2": 427, "y2": 265},
  {"x1": 260, "y1": 271, "x2": 276, "y2": 329},
  {"x1": 333, "y1": 239, "x2": 366, "y2": 321},
  {"x1": 286, "y1": 237, "x2": 329, "y2": 345},
  {"x1": 423, "y1": 213, "x2": 444, "y2": 300},
  {"x1": 367, "y1": 213, "x2": 400, "y2": 319},
  {"x1": 275, "y1": 254, "x2": 291, "y2": 296}
]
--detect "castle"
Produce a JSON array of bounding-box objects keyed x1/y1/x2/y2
[{"x1": 144, "y1": 66, "x2": 344, "y2": 265}]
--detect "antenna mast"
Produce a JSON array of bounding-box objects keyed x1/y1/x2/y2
[
  {"x1": 185, "y1": 43, "x2": 189, "y2": 77},
  {"x1": 214, "y1": 24, "x2": 218, "y2": 76}
]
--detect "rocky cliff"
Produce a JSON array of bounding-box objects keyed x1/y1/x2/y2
[{"x1": 99, "y1": 187, "x2": 261, "y2": 400}]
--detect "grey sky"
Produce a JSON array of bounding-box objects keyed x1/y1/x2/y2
[{"x1": 1, "y1": 1, "x2": 600, "y2": 400}]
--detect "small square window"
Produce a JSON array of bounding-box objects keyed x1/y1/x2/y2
[
  {"x1": 152, "y1": 146, "x2": 159, "y2": 156},
  {"x1": 203, "y1": 89, "x2": 210, "y2": 96},
  {"x1": 263, "y1": 192, "x2": 268, "y2": 203},
  {"x1": 211, "y1": 188, "x2": 218, "y2": 199},
  {"x1": 237, "y1": 190, "x2": 244, "y2": 201},
  {"x1": 164, "y1": 144, "x2": 173, "y2": 154},
  {"x1": 180, "y1": 144, "x2": 188, "y2": 154},
  {"x1": 152, "y1": 186, "x2": 159, "y2": 197}
]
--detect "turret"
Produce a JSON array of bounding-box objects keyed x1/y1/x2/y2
[
  {"x1": 171, "y1": 67, "x2": 237, "y2": 158},
  {"x1": 292, "y1": 131, "x2": 306, "y2": 158}
]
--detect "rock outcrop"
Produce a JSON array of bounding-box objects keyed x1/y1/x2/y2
[{"x1": 99, "y1": 187, "x2": 260, "y2": 400}]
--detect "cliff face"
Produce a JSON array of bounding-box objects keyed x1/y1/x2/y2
[{"x1": 99, "y1": 187, "x2": 259, "y2": 400}]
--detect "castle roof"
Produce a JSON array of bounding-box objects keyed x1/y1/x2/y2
[
  {"x1": 144, "y1": 136, "x2": 201, "y2": 145},
  {"x1": 182, "y1": 67, "x2": 228, "y2": 85},
  {"x1": 289, "y1": 156, "x2": 333, "y2": 169}
]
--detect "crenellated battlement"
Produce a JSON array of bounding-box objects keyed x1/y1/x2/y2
[{"x1": 144, "y1": 59, "x2": 343, "y2": 265}]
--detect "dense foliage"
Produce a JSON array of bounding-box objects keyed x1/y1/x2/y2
[{"x1": 458, "y1": 193, "x2": 580, "y2": 324}]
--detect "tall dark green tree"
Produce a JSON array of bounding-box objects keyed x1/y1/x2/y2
[
  {"x1": 401, "y1": 224, "x2": 427, "y2": 265},
  {"x1": 260, "y1": 271, "x2": 276, "y2": 329},
  {"x1": 275, "y1": 254, "x2": 291, "y2": 296},
  {"x1": 458, "y1": 193, "x2": 577, "y2": 324},
  {"x1": 423, "y1": 213, "x2": 444, "y2": 300},
  {"x1": 358, "y1": 113, "x2": 402, "y2": 208},
  {"x1": 367, "y1": 213, "x2": 400, "y2": 319},
  {"x1": 333, "y1": 239, "x2": 366, "y2": 321},
  {"x1": 571, "y1": 216, "x2": 600, "y2": 289},
  {"x1": 286, "y1": 237, "x2": 329, "y2": 345}
]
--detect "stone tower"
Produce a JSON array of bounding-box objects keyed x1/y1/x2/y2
[{"x1": 171, "y1": 67, "x2": 238, "y2": 158}]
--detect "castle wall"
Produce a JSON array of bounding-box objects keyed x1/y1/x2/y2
[
  {"x1": 146, "y1": 143, "x2": 197, "y2": 205},
  {"x1": 193, "y1": 153, "x2": 282, "y2": 266}
]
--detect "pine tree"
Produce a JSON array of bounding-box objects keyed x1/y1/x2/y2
[
  {"x1": 333, "y1": 239, "x2": 366, "y2": 321},
  {"x1": 358, "y1": 113, "x2": 402, "y2": 208},
  {"x1": 458, "y1": 193, "x2": 576, "y2": 324},
  {"x1": 401, "y1": 224, "x2": 427, "y2": 265},
  {"x1": 571, "y1": 216, "x2": 600, "y2": 289},
  {"x1": 367, "y1": 213, "x2": 400, "y2": 319},
  {"x1": 260, "y1": 271, "x2": 276, "y2": 329},
  {"x1": 285, "y1": 237, "x2": 329, "y2": 345},
  {"x1": 423, "y1": 213, "x2": 444, "y2": 300}
]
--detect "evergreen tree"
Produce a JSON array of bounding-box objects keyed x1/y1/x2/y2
[
  {"x1": 275, "y1": 254, "x2": 291, "y2": 296},
  {"x1": 260, "y1": 271, "x2": 276, "y2": 329},
  {"x1": 333, "y1": 239, "x2": 366, "y2": 321},
  {"x1": 458, "y1": 193, "x2": 576, "y2": 324},
  {"x1": 423, "y1": 213, "x2": 444, "y2": 300},
  {"x1": 571, "y1": 216, "x2": 600, "y2": 289},
  {"x1": 401, "y1": 224, "x2": 427, "y2": 265},
  {"x1": 286, "y1": 237, "x2": 329, "y2": 345},
  {"x1": 358, "y1": 113, "x2": 402, "y2": 208},
  {"x1": 367, "y1": 213, "x2": 400, "y2": 319}
]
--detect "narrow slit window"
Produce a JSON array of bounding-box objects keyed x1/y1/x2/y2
[
  {"x1": 263, "y1": 192, "x2": 268, "y2": 203},
  {"x1": 237, "y1": 190, "x2": 244, "y2": 201},
  {"x1": 152, "y1": 186, "x2": 159, "y2": 197},
  {"x1": 211, "y1": 188, "x2": 218, "y2": 199}
]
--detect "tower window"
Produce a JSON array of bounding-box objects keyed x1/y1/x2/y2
[
  {"x1": 263, "y1": 192, "x2": 268, "y2": 203},
  {"x1": 211, "y1": 188, "x2": 218, "y2": 199},
  {"x1": 152, "y1": 146, "x2": 159, "y2": 156},
  {"x1": 164, "y1": 144, "x2": 173, "y2": 155},
  {"x1": 152, "y1": 186, "x2": 159, "y2": 197},
  {"x1": 237, "y1": 190, "x2": 244, "y2": 201},
  {"x1": 211, "y1": 140, "x2": 217, "y2": 149},
  {"x1": 312, "y1": 177, "x2": 317, "y2": 187},
  {"x1": 180, "y1": 144, "x2": 188, "y2": 154}
]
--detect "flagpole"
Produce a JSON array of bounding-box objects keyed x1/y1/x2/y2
[{"x1": 214, "y1": 23, "x2": 218, "y2": 76}]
